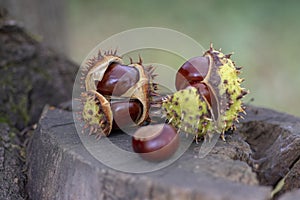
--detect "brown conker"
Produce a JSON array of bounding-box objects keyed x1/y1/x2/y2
[
  {"x1": 175, "y1": 56, "x2": 209, "y2": 90},
  {"x1": 175, "y1": 56, "x2": 211, "y2": 104},
  {"x1": 132, "y1": 124, "x2": 179, "y2": 162},
  {"x1": 111, "y1": 100, "x2": 143, "y2": 130},
  {"x1": 191, "y1": 83, "x2": 211, "y2": 105},
  {"x1": 97, "y1": 62, "x2": 139, "y2": 96}
]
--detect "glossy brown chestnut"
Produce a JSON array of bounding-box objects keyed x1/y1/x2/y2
[
  {"x1": 132, "y1": 124, "x2": 179, "y2": 162},
  {"x1": 175, "y1": 56, "x2": 209, "y2": 90},
  {"x1": 111, "y1": 100, "x2": 143, "y2": 130},
  {"x1": 176, "y1": 56, "x2": 211, "y2": 104},
  {"x1": 191, "y1": 83, "x2": 211, "y2": 104},
  {"x1": 97, "y1": 62, "x2": 139, "y2": 96}
]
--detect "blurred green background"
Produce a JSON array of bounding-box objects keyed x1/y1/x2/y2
[
  {"x1": 66, "y1": 0, "x2": 300, "y2": 117},
  {"x1": 4, "y1": 0, "x2": 300, "y2": 116}
]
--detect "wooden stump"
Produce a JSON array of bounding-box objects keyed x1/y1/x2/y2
[{"x1": 26, "y1": 105, "x2": 300, "y2": 200}]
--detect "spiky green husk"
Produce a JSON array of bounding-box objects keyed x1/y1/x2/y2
[
  {"x1": 162, "y1": 87, "x2": 213, "y2": 137},
  {"x1": 205, "y1": 48, "x2": 248, "y2": 131},
  {"x1": 80, "y1": 91, "x2": 113, "y2": 137},
  {"x1": 162, "y1": 46, "x2": 248, "y2": 138}
]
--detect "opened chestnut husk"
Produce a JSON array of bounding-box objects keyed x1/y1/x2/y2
[{"x1": 78, "y1": 50, "x2": 157, "y2": 137}]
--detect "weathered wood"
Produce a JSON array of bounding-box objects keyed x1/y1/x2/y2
[
  {"x1": 26, "y1": 104, "x2": 300, "y2": 200},
  {"x1": 279, "y1": 189, "x2": 300, "y2": 200}
]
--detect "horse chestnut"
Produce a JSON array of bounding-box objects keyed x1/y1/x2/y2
[
  {"x1": 175, "y1": 56, "x2": 209, "y2": 90},
  {"x1": 97, "y1": 62, "x2": 139, "y2": 96},
  {"x1": 80, "y1": 51, "x2": 158, "y2": 137},
  {"x1": 163, "y1": 45, "x2": 248, "y2": 139},
  {"x1": 132, "y1": 124, "x2": 179, "y2": 162},
  {"x1": 176, "y1": 56, "x2": 211, "y2": 104},
  {"x1": 111, "y1": 100, "x2": 143, "y2": 129}
]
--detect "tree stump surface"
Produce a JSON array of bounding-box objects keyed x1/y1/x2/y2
[
  {"x1": 26, "y1": 105, "x2": 300, "y2": 200},
  {"x1": 279, "y1": 189, "x2": 300, "y2": 200}
]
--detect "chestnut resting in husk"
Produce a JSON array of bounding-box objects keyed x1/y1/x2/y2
[
  {"x1": 132, "y1": 124, "x2": 179, "y2": 162},
  {"x1": 162, "y1": 45, "x2": 248, "y2": 140},
  {"x1": 97, "y1": 62, "x2": 139, "y2": 96},
  {"x1": 111, "y1": 100, "x2": 143, "y2": 130},
  {"x1": 79, "y1": 90, "x2": 144, "y2": 137},
  {"x1": 175, "y1": 56, "x2": 209, "y2": 90},
  {"x1": 79, "y1": 51, "x2": 157, "y2": 137},
  {"x1": 175, "y1": 56, "x2": 211, "y2": 104}
]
